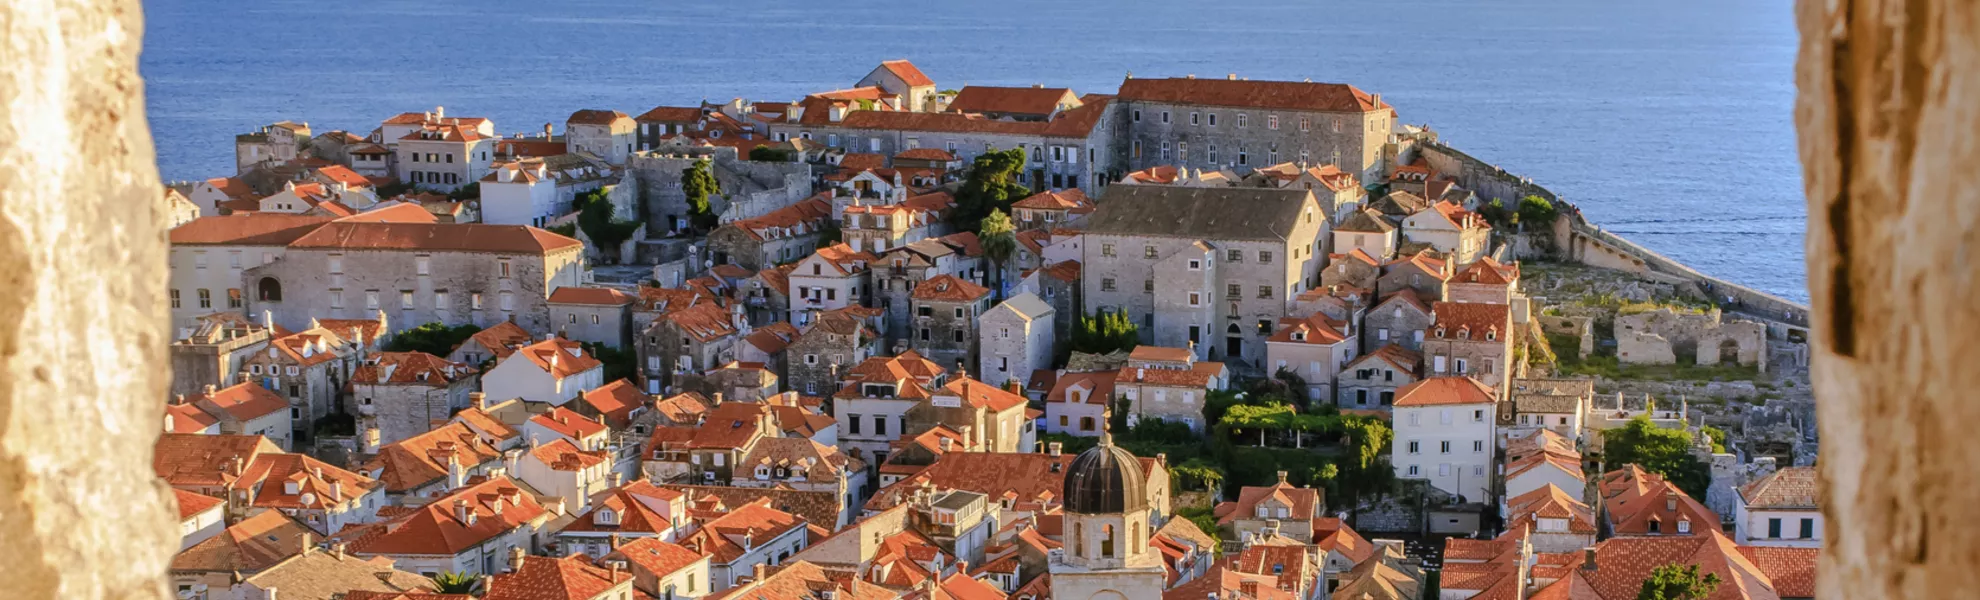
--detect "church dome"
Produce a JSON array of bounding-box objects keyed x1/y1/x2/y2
[{"x1": 1062, "y1": 435, "x2": 1149, "y2": 515}]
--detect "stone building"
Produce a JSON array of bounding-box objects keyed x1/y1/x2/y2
[
  {"x1": 1391, "y1": 377, "x2": 1499, "y2": 503},
  {"x1": 234, "y1": 121, "x2": 310, "y2": 173},
  {"x1": 874, "y1": 234, "x2": 984, "y2": 347},
  {"x1": 1046, "y1": 371, "x2": 1116, "y2": 437},
  {"x1": 1507, "y1": 378, "x2": 1594, "y2": 443},
  {"x1": 481, "y1": 337, "x2": 605, "y2": 405},
  {"x1": 1447, "y1": 256, "x2": 1520, "y2": 304},
  {"x1": 632, "y1": 104, "x2": 705, "y2": 151},
  {"x1": 1420, "y1": 302, "x2": 1515, "y2": 395},
  {"x1": 908, "y1": 274, "x2": 990, "y2": 372},
  {"x1": 840, "y1": 191, "x2": 953, "y2": 254},
  {"x1": 1010, "y1": 188, "x2": 1095, "y2": 231},
  {"x1": 742, "y1": 265, "x2": 793, "y2": 326},
  {"x1": 547, "y1": 286, "x2": 637, "y2": 348},
  {"x1": 705, "y1": 195, "x2": 832, "y2": 270},
  {"x1": 1375, "y1": 250, "x2": 1451, "y2": 304},
  {"x1": 170, "y1": 312, "x2": 276, "y2": 397},
  {"x1": 1115, "y1": 75, "x2": 1396, "y2": 183},
  {"x1": 1265, "y1": 312, "x2": 1357, "y2": 402},
  {"x1": 788, "y1": 243, "x2": 877, "y2": 325},
  {"x1": 1032, "y1": 260, "x2": 1083, "y2": 341},
  {"x1": 949, "y1": 84, "x2": 1083, "y2": 121},
  {"x1": 1249, "y1": 162, "x2": 1368, "y2": 218},
  {"x1": 351, "y1": 351, "x2": 479, "y2": 448},
  {"x1": 1332, "y1": 209, "x2": 1399, "y2": 262},
  {"x1": 1116, "y1": 346, "x2": 1229, "y2": 433},
  {"x1": 1361, "y1": 292, "x2": 1434, "y2": 355},
  {"x1": 856, "y1": 60, "x2": 940, "y2": 113},
  {"x1": 1616, "y1": 307, "x2": 1768, "y2": 371},
  {"x1": 1081, "y1": 186, "x2": 1328, "y2": 369},
  {"x1": 241, "y1": 325, "x2": 361, "y2": 441},
  {"x1": 783, "y1": 308, "x2": 882, "y2": 397},
  {"x1": 566, "y1": 109, "x2": 637, "y2": 165},
  {"x1": 1400, "y1": 201, "x2": 1493, "y2": 265},
  {"x1": 979, "y1": 292, "x2": 1055, "y2": 390},
  {"x1": 768, "y1": 97, "x2": 1121, "y2": 197},
  {"x1": 1337, "y1": 343, "x2": 1422, "y2": 410},
  {"x1": 395, "y1": 122, "x2": 497, "y2": 192},
  {"x1": 620, "y1": 146, "x2": 812, "y2": 235},
  {"x1": 833, "y1": 352, "x2": 948, "y2": 466},
  {"x1": 477, "y1": 154, "x2": 617, "y2": 228},
  {"x1": 168, "y1": 212, "x2": 338, "y2": 328},
  {"x1": 244, "y1": 221, "x2": 586, "y2": 335},
  {"x1": 639, "y1": 302, "x2": 744, "y2": 393}
]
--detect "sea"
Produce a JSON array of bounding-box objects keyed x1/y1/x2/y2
[{"x1": 140, "y1": 0, "x2": 1808, "y2": 302}]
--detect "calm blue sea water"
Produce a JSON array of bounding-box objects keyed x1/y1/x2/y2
[{"x1": 140, "y1": 0, "x2": 1807, "y2": 301}]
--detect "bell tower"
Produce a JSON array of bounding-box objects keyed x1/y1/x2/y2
[{"x1": 1049, "y1": 423, "x2": 1167, "y2": 599}]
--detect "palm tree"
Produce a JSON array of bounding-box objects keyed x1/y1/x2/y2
[
  {"x1": 431, "y1": 571, "x2": 480, "y2": 594},
  {"x1": 978, "y1": 210, "x2": 1017, "y2": 300}
]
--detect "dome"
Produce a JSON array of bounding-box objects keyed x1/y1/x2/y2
[{"x1": 1062, "y1": 434, "x2": 1149, "y2": 515}]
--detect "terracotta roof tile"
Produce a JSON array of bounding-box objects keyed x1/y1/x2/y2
[
  {"x1": 1393, "y1": 376, "x2": 1496, "y2": 406},
  {"x1": 289, "y1": 222, "x2": 581, "y2": 254},
  {"x1": 548, "y1": 286, "x2": 639, "y2": 306},
  {"x1": 948, "y1": 85, "x2": 1076, "y2": 116},
  {"x1": 511, "y1": 338, "x2": 604, "y2": 380},
  {"x1": 879, "y1": 60, "x2": 935, "y2": 87},
  {"x1": 362, "y1": 422, "x2": 503, "y2": 494},
  {"x1": 170, "y1": 510, "x2": 314, "y2": 573},
  {"x1": 346, "y1": 476, "x2": 547, "y2": 557},
  {"x1": 1738, "y1": 466, "x2": 1817, "y2": 510},
  {"x1": 353, "y1": 352, "x2": 474, "y2": 387},
  {"x1": 1431, "y1": 301, "x2": 1512, "y2": 342},
  {"x1": 485, "y1": 553, "x2": 631, "y2": 600},
  {"x1": 1119, "y1": 77, "x2": 1389, "y2": 113},
  {"x1": 530, "y1": 406, "x2": 610, "y2": 441},
  {"x1": 170, "y1": 213, "x2": 334, "y2": 245}
]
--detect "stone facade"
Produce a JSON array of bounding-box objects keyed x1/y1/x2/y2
[
  {"x1": 1616, "y1": 307, "x2": 1767, "y2": 371},
  {"x1": 622, "y1": 147, "x2": 812, "y2": 234},
  {"x1": 1361, "y1": 294, "x2": 1433, "y2": 354},
  {"x1": 705, "y1": 196, "x2": 831, "y2": 270},
  {"x1": 241, "y1": 326, "x2": 362, "y2": 440},
  {"x1": 783, "y1": 312, "x2": 878, "y2": 397},
  {"x1": 352, "y1": 352, "x2": 479, "y2": 448},
  {"x1": 978, "y1": 293, "x2": 1055, "y2": 390},
  {"x1": 1080, "y1": 186, "x2": 1328, "y2": 369},
  {"x1": 767, "y1": 100, "x2": 1121, "y2": 197},
  {"x1": 1115, "y1": 76, "x2": 1395, "y2": 183},
  {"x1": 907, "y1": 275, "x2": 990, "y2": 372},
  {"x1": 169, "y1": 313, "x2": 276, "y2": 397},
  {"x1": 565, "y1": 110, "x2": 637, "y2": 165},
  {"x1": 243, "y1": 223, "x2": 586, "y2": 335},
  {"x1": 1420, "y1": 302, "x2": 1514, "y2": 394}
]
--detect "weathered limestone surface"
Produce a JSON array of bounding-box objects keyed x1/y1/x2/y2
[
  {"x1": 0, "y1": 1, "x2": 177, "y2": 598},
  {"x1": 1797, "y1": 0, "x2": 1980, "y2": 597}
]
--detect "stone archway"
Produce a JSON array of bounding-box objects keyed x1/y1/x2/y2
[{"x1": 1718, "y1": 339, "x2": 1741, "y2": 364}]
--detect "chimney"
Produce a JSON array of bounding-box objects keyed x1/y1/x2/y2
[
  {"x1": 1581, "y1": 548, "x2": 1597, "y2": 571},
  {"x1": 509, "y1": 546, "x2": 527, "y2": 572},
  {"x1": 609, "y1": 533, "x2": 622, "y2": 551},
  {"x1": 1665, "y1": 492, "x2": 1677, "y2": 511},
  {"x1": 471, "y1": 392, "x2": 487, "y2": 410},
  {"x1": 712, "y1": 392, "x2": 724, "y2": 406},
  {"x1": 203, "y1": 384, "x2": 217, "y2": 398},
  {"x1": 332, "y1": 542, "x2": 347, "y2": 559},
  {"x1": 434, "y1": 106, "x2": 445, "y2": 119},
  {"x1": 611, "y1": 472, "x2": 625, "y2": 488},
  {"x1": 236, "y1": 371, "x2": 251, "y2": 384},
  {"x1": 1277, "y1": 470, "x2": 1288, "y2": 485},
  {"x1": 262, "y1": 310, "x2": 274, "y2": 332},
  {"x1": 1186, "y1": 74, "x2": 1196, "y2": 79},
  {"x1": 752, "y1": 562, "x2": 768, "y2": 583},
  {"x1": 1048, "y1": 442, "x2": 1063, "y2": 456},
  {"x1": 1371, "y1": 93, "x2": 1383, "y2": 107},
  {"x1": 453, "y1": 499, "x2": 472, "y2": 522},
  {"x1": 610, "y1": 560, "x2": 621, "y2": 582},
  {"x1": 300, "y1": 532, "x2": 314, "y2": 553},
  {"x1": 544, "y1": 123, "x2": 554, "y2": 138},
  {"x1": 1227, "y1": 73, "x2": 1237, "y2": 80}
]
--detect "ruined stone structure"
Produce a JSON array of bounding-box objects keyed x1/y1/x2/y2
[
  {"x1": 622, "y1": 146, "x2": 812, "y2": 235},
  {"x1": 1535, "y1": 314, "x2": 1593, "y2": 359},
  {"x1": 1615, "y1": 307, "x2": 1767, "y2": 371}
]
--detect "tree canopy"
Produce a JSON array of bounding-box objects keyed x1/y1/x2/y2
[
  {"x1": 748, "y1": 146, "x2": 792, "y2": 162},
  {"x1": 1518, "y1": 194, "x2": 1559, "y2": 227},
  {"x1": 1602, "y1": 416, "x2": 1712, "y2": 498},
  {"x1": 1636, "y1": 564, "x2": 1722, "y2": 600},
  {"x1": 682, "y1": 159, "x2": 722, "y2": 231},
  {"x1": 978, "y1": 210, "x2": 1017, "y2": 299},
  {"x1": 383, "y1": 322, "x2": 482, "y2": 358},
  {"x1": 951, "y1": 148, "x2": 1030, "y2": 228},
  {"x1": 573, "y1": 187, "x2": 642, "y2": 249},
  {"x1": 1069, "y1": 311, "x2": 1139, "y2": 354}
]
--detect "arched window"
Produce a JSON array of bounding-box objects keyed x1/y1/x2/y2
[
  {"x1": 1132, "y1": 520, "x2": 1143, "y2": 554},
  {"x1": 256, "y1": 277, "x2": 283, "y2": 302},
  {"x1": 1101, "y1": 524, "x2": 1116, "y2": 558}
]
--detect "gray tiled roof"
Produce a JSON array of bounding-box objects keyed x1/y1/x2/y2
[{"x1": 1085, "y1": 186, "x2": 1314, "y2": 241}]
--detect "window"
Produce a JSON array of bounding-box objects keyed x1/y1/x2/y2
[
  {"x1": 1473, "y1": 409, "x2": 1485, "y2": 422},
  {"x1": 952, "y1": 330, "x2": 965, "y2": 342},
  {"x1": 1189, "y1": 112, "x2": 1200, "y2": 125},
  {"x1": 1266, "y1": 115, "x2": 1279, "y2": 129},
  {"x1": 590, "y1": 314, "x2": 600, "y2": 324},
  {"x1": 400, "y1": 291, "x2": 414, "y2": 309},
  {"x1": 1237, "y1": 114, "x2": 1248, "y2": 128},
  {"x1": 1407, "y1": 464, "x2": 1419, "y2": 476},
  {"x1": 1132, "y1": 109, "x2": 1141, "y2": 122},
  {"x1": 170, "y1": 289, "x2": 180, "y2": 308},
  {"x1": 1160, "y1": 111, "x2": 1170, "y2": 123},
  {"x1": 1226, "y1": 283, "x2": 1241, "y2": 298},
  {"x1": 1259, "y1": 250, "x2": 1273, "y2": 263},
  {"x1": 1160, "y1": 141, "x2": 1170, "y2": 161},
  {"x1": 1257, "y1": 285, "x2": 1272, "y2": 299},
  {"x1": 568, "y1": 313, "x2": 579, "y2": 324},
  {"x1": 1101, "y1": 278, "x2": 1117, "y2": 292},
  {"x1": 1768, "y1": 518, "x2": 1782, "y2": 539},
  {"x1": 1101, "y1": 243, "x2": 1116, "y2": 257},
  {"x1": 1208, "y1": 113, "x2": 1218, "y2": 126},
  {"x1": 1227, "y1": 249, "x2": 1242, "y2": 262},
  {"x1": 849, "y1": 414, "x2": 862, "y2": 435},
  {"x1": 1208, "y1": 144, "x2": 1218, "y2": 164},
  {"x1": 1473, "y1": 440, "x2": 1485, "y2": 452},
  {"x1": 1188, "y1": 259, "x2": 1201, "y2": 270},
  {"x1": 197, "y1": 289, "x2": 211, "y2": 308},
  {"x1": 471, "y1": 293, "x2": 483, "y2": 310},
  {"x1": 227, "y1": 288, "x2": 243, "y2": 309},
  {"x1": 1407, "y1": 441, "x2": 1419, "y2": 454},
  {"x1": 954, "y1": 307, "x2": 965, "y2": 318},
  {"x1": 1799, "y1": 518, "x2": 1815, "y2": 539},
  {"x1": 1299, "y1": 116, "x2": 1311, "y2": 131},
  {"x1": 1440, "y1": 441, "x2": 1451, "y2": 454},
  {"x1": 415, "y1": 256, "x2": 430, "y2": 275},
  {"x1": 1188, "y1": 292, "x2": 1201, "y2": 307},
  {"x1": 872, "y1": 415, "x2": 887, "y2": 436}
]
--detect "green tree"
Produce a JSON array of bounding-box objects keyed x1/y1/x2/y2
[
  {"x1": 1603, "y1": 416, "x2": 1713, "y2": 498},
  {"x1": 431, "y1": 571, "x2": 481, "y2": 594},
  {"x1": 1518, "y1": 195, "x2": 1559, "y2": 228},
  {"x1": 748, "y1": 146, "x2": 793, "y2": 162},
  {"x1": 446, "y1": 181, "x2": 480, "y2": 201},
  {"x1": 951, "y1": 148, "x2": 1030, "y2": 228},
  {"x1": 681, "y1": 159, "x2": 723, "y2": 231},
  {"x1": 573, "y1": 188, "x2": 643, "y2": 250},
  {"x1": 384, "y1": 322, "x2": 483, "y2": 358},
  {"x1": 1478, "y1": 198, "x2": 1513, "y2": 228},
  {"x1": 1069, "y1": 311, "x2": 1140, "y2": 355},
  {"x1": 978, "y1": 210, "x2": 1017, "y2": 300},
  {"x1": 815, "y1": 216, "x2": 842, "y2": 249},
  {"x1": 1701, "y1": 426, "x2": 1729, "y2": 453},
  {"x1": 581, "y1": 342, "x2": 637, "y2": 383},
  {"x1": 373, "y1": 179, "x2": 414, "y2": 199},
  {"x1": 1636, "y1": 564, "x2": 1722, "y2": 600}
]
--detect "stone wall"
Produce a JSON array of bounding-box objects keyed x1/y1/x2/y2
[
  {"x1": 1536, "y1": 315, "x2": 1593, "y2": 358},
  {"x1": 622, "y1": 148, "x2": 812, "y2": 235},
  {"x1": 0, "y1": 0, "x2": 183, "y2": 594}
]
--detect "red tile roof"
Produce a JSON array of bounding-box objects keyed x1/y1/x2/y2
[
  {"x1": 174, "y1": 488, "x2": 225, "y2": 519},
  {"x1": 894, "y1": 148, "x2": 957, "y2": 161},
  {"x1": 911, "y1": 274, "x2": 990, "y2": 302},
  {"x1": 634, "y1": 105, "x2": 701, "y2": 123},
  {"x1": 1738, "y1": 466, "x2": 1817, "y2": 510},
  {"x1": 186, "y1": 382, "x2": 290, "y2": 422},
  {"x1": 1431, "y1": 301, "x2": 1511, "y2": 342},
  {"x1": 1600, "y1": 465, "x2": 1720, "y2": 536},
  {"x1": 1505, "y1": 484, "x2": 1598, "y2": 535},
  {"x1": 363, "y1": 422, "x2": 503, "y2": 494},
  {"x1": 676, "y1": 499, "x2": 808, "y2": 564},
  {"x1": 866, "y1": 451, "x2": 1160, "y2": 512},
  {"x1": 352, "y1": 352, "x2": 474, "y2": 387},
  {"x1": 1119, "y1": 77, "x2": 1389, "y2": 113},
  {"x1": 165, "y1": 401, "x2": 220, "y2": 433},
  {"x1": 578, "y1": 379, "x2": 646, "y2": 428},
  {"x1": 1218, "y1": 479, "x2": 1322, "y2": 525},
  {"x1": 459, "y1": 321, "x2": 533, "y2": 361},
  {"x1": 512, "y1": 338, "x2": 604, "y2": 380},
  {"x1": 948, "y1": 85, "x2": 1076, "y2": 116},
  {"x1": 154, "y1": 433, "x2": 281, "y2": 487},
  {"x1": 879, "y1": 60, "x2": 935, "y2": 87},
  {"x1": 1452, "y1": 256, "x2": 1520, "y2": 286},
  {"x1": 548, "y1": 286, "x2": 638, "y2": 306},
  {"x1": 314, "y1": 164, "x2": 372, "y2": 187},
  {"x1": 605, "y1": 537, "x2": 705, "y2": 580},
  {"x1": 1736, "y1": 546, "x2": 1817, "y2": 598},
  {"x1": 347, "y1": 476, "x2": 547, "y2": 556},
  {"x1": 530, "y1": 438, "x2": 609, "y2": 471},
  {"x1": 937, "y1": 376, "x2": 1029, "y2": 412},
  {"x1": 289, "y1": 222, "x2": 582, "y2": 254},
  {"x1": 170, "y1": 510, "x2": 315, "y2": 573},
  {"x1": 170, "y1": 213, "x2": 333, "y2": 245},
  {"x1": 485, "y1": 553, "x2": 631, "y2": 600},
  {"x1": 530, "y1": 406, "x2": 610, "y2": 442},
  {"x1": 1393, "y1": 376, "x2": 1497, "y2": 406},
  {"x1": 1047, "y1": 370, "x2": 1116, "y2": 404},
  {"x1": 567, "y1": 109, "x2": 632, "y2": 126}
]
